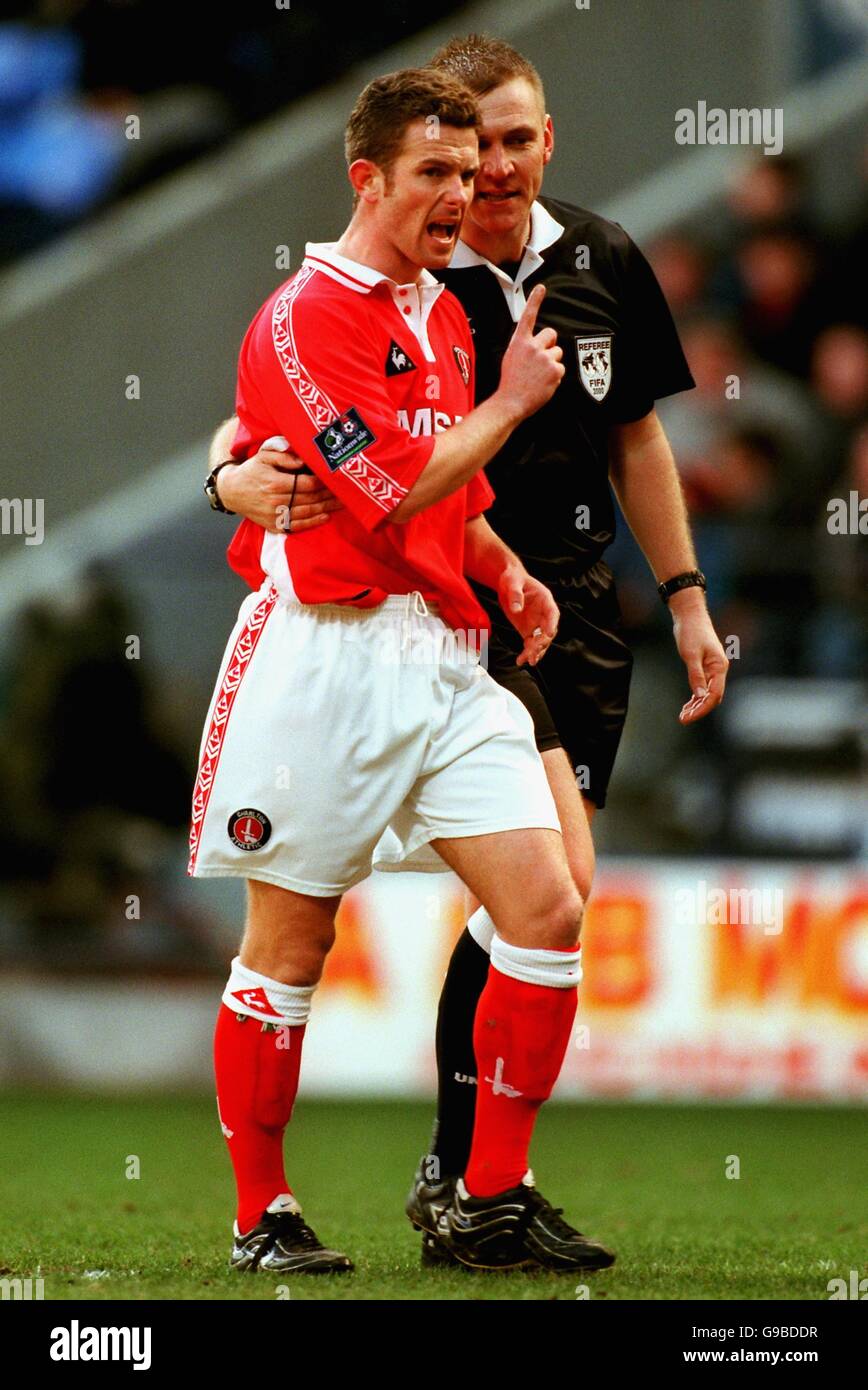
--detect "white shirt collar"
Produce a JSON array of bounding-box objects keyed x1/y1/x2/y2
[
  {"x1": 445, "y1": 201, "x2": 565, "y2": 321},
  {"x1": 303, "y1": 241, "x2": 444, "y2": 301},
  {"x1": 448, "y1": 200, "x2": 564, "y2": 274},
  {"x1": 302, "y1": 242, "x2": 444, "y2": 362}
]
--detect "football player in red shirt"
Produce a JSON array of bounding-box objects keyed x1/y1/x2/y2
[
  {"x1": 192, "y1": 68, "x2": 614, "y2": 1276},
  {"x1": 209, "y1": 36, "x2": 729, "y2": 1275}
]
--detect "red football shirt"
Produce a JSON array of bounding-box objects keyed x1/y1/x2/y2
[{"x1": 228, "y1": 242, "x2": 494, "y2": 635}]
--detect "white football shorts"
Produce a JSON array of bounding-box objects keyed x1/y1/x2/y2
[{"x1": 188, "y1": 582, "x2": 560, "y2": 896}]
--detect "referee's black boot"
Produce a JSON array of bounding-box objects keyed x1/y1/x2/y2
[
  {"x1": 437, "y1": 1173, "x2": 616, "y2": 1273},
  {"x1": 406, "y1": 1157, "x2": 461, "y2": 1265},
  {"x1": 405, "y1": 1156, "x2": 457, "y2": 1234}
]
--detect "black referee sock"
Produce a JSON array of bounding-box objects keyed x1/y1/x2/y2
[{"x1": 428, "y1": 926, "x2": 491, "y2": 1178}]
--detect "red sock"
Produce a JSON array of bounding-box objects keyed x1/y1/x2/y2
[
  {"x1": 213, "y1": 1002, "x2": 306, "y2": 1234},
  {"x1": 464, "y1": 965, "x2": 577, "y2": 1197}
]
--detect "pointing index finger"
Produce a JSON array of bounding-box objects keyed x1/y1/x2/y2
[{"x1": 517, "y1": 283, "x2": 546, "y2": 335}]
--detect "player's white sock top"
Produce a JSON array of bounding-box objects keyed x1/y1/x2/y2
[
  {"x1": 490, "y1": 933, "x2": 582, "y2": 989},
  {"x1": 467, "y1": 905, "x2": 496, "y2": 954},
  {"x1": 468, "y1": 910, "x2": 582, "y2": 987},
  {"x1": 222, "y1": 955, "x2": 316, "y2": 1025}
]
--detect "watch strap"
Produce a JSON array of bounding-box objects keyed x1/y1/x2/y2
[
  {"x1": 204, "y1": 459, "x2": 238, "y2": 515},
  {"x1": 657, "y1": 569, "x2": 707, "y2": 604}
]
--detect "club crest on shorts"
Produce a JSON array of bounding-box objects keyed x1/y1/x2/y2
[
  {"x1": 452, "y1": 344, "x2": 471, "y2": 386},
  {"x1": 385, "y1": 340, "x2": 416, "y2": 376},
  {"x1": 575, "y1": 334, "x2": 613, "y2": 401},
  {"x1": 228, "y1": 809, "x2": 272, "y2": 851},
  {"x1": 314, "y1": 407, "x2": 376, "y2": 471}
]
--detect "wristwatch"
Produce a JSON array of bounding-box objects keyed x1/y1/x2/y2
[
  {"x1": 203, "y1": 459, "x2": 238, "y2": 514},
  {"x1": 657, "y1": 569, "x2": 707, "y2": 604}
]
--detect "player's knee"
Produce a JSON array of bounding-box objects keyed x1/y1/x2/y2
[
  {"x1": 242, "y1": 916, "x2": 336, "y2": 986},
  {"x1": 281, "y1": 925, "x2": 335, "y2": 985},
  {"x1": 535, "y1": 884, "x2": 584, "y2": 950}
]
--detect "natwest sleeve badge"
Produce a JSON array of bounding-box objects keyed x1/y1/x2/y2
[{"x1": 314, "y1": 407, "x2": 377, "y2": 471}]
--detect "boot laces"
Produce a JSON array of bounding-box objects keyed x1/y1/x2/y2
[
  {"x1": 529, "y1": 1189, "x2": 586, "y2": 1242},
  {"x1": 270, "y1": 1210, "x2": 323, "y2": 1251}
]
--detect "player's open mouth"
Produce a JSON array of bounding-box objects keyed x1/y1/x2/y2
[{"x1": 427, "y1": 222, "x2": 459, "y2": 247}]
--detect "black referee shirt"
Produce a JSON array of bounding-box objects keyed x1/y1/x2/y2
[{"x1": 436, "y1": 195, "x2": 695, "y2": 588}]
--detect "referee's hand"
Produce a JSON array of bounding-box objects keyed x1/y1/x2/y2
[
  {"x1": 497, "y1": 558, "x2": 560, "y2": 668},
  {"x1": 670, "y1": 590, "x2": 730, "y2": 724},
  {"x1": 217, "y1": 436, "x2": 343, "y2": 533},
  {"x1": 498, "y1": 285, "x2": 565, "y2": 421}
]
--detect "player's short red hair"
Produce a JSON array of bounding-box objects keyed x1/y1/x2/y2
[{"x1": 344, "y1": 67, "x2": 480, "y2": 180}]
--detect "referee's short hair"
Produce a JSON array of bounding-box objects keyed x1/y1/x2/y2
[
  {"x1": 429, "y1": 33, "x2": 546, "y2": 112},
  {"x1": 345, "y1": 68, "x2": 480, "y2": 181}
]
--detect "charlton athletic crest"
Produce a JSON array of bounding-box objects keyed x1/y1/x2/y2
[
  {"x1": 575, "y1": 334, "x2": 613, "y2": 402},
  {"x1": 228, "y1": 808, "x2": 272, "y2": 851},
  {"x1": 452, "y1": 344, "x2": 471, "y2": 387}
]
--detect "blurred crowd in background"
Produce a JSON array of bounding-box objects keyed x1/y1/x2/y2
[
  {"x1": 618, "y1": 148, "x2": 867, "y2": 681},
  {"x1": 607, "y1": 148, "x2": 866, "y2": 859},
  {"x1": 0, "y1": 565, "x2": 210, "y2": 962},
  {"x1": 0, "y1": 4, "x2": 865, "y2": 957},
  {"x1": 0, "y1": 0, "x2": 465, "y2": 264}
]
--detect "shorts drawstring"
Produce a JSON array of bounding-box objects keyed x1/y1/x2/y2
[{"x1": 401, "y1": 591, "x2": 429, "y2": 653}]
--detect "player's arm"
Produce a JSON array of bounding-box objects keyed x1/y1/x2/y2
[
  {"x1": 210, "y1": 417, "x2": 342, "y2": 534},
  {"x1": 464, "y1": 514, "x2": 559, "y2": 668},
  {"x1": 390, "y1": 286, "x2": 562, "y2": 521},
  {"x1": 212, "y1": 373, "x2": 544, "y2": 532},
  {"x1": 608, "y1": 408, "x2": 729, "y2": 723},
  {"x1": 224, "y1": 274, "x2": 560, "y2": 528},
  {"x1": 209, "y1": 417, "x2": 237, "y2": 470},
  {"x1": 226, "y1": 283, "x2": 561, "y2": 533}
]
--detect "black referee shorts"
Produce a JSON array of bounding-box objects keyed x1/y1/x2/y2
[{"x1": 478, "y1": 561, "x2": 633, "y2": 810}]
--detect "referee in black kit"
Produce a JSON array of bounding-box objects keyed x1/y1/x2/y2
[{"x1": 205, "y1": 34, "x2": 729, "y2": 1269}]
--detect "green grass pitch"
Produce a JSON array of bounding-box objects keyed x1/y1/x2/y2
[{"x1": 0, "y1": 1093, "x2": 864, "y2": 1301}]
